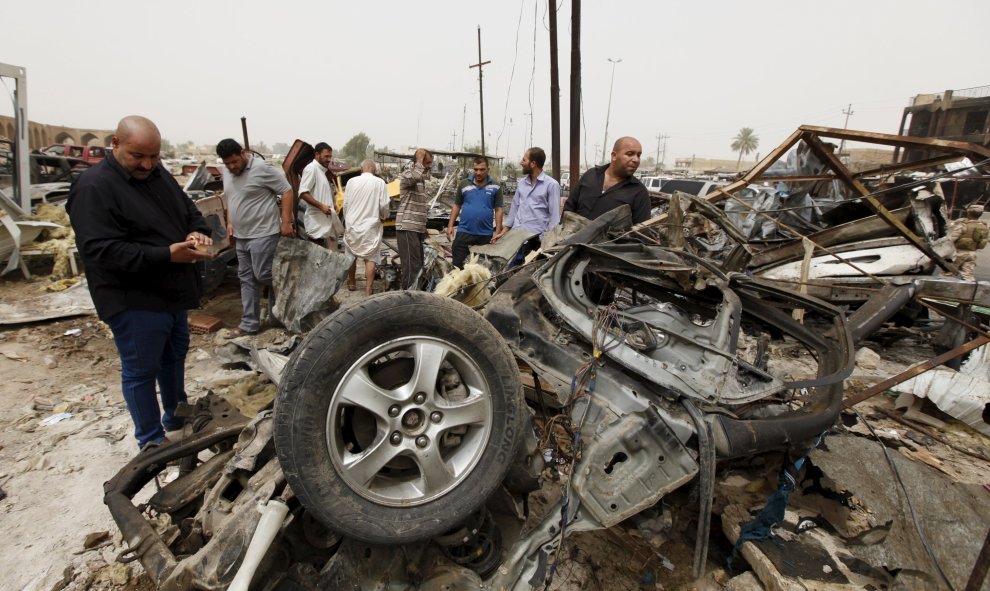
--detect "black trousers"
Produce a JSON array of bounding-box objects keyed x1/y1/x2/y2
[
  {"x1": 397, "y1": 230, "x2": 424, "y2": 290},
  {"x1": 451, "y1": 232, "x2": 492, "y2": 268}
]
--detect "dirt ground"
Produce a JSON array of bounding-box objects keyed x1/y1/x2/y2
[{"x1": 1, "y1": 256, "x2": 989, "y2": 590}]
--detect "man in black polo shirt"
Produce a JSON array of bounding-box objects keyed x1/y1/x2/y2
[
  {"x1": 564, "y1": 136, "x2": 651, "y2": 223},
  {"x1": 67, "y1": 115, "x2": 213, "y2": 449}
]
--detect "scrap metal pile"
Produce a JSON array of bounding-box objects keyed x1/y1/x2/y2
[{"x1": 103, "y1": 127, "x2": 990, "y2": 590}]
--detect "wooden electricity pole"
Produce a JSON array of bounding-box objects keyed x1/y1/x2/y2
[
  {"x1": 469, "y1": 26, "x2": 490, "y2": 156},
  {"x1": 569, "y1": 0, "x2": 581, "y2": 186},
  {"x1": 549, "y1": 1, "x2": 561, "y2": 180}
]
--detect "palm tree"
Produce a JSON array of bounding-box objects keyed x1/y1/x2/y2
[{"x1": 731, "y1": 128, "x2": 759, "y2": 171}]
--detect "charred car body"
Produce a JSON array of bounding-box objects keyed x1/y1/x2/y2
[
  {"x1": 102, "y1": 126, "x2": 990, "y2": 589},
  {"x1": 105, "y1": 199, "x2": 860, "y2": 589}
]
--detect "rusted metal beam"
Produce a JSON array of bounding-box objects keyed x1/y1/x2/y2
[
  {"x1": 802, "y1": 131, "x2": 957, "y2": 274},
  {"x1": 799, "y1": 125, "x2": 990, "y2": 160},
  {"x1": 710, "y1": 128, "x2": 805, "y2": 203},
  {"x1": 634, "y1": 129, "x2": 804, "y2": 231},
  {"x1": 842, "y1": 335, "x2": 990, "y2": 408},
  {"x1": 754, "y1": 174, "x2": 836, "y2": 182},
  {"x1": 851, "y1": 154, "x2": 967, "y2": 179}
]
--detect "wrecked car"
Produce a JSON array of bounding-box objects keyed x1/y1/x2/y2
[
  {"x1": 104, "y1": 203, "x2": 859, "y2": 589},
  {"x1": 646, "y1": 126, "x2": 990, "y2": 349}
]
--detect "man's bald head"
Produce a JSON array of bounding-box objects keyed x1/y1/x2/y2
[
  {"x1": 361, "y1": 159, "x2": 377, "y2": 174},
  {"x1": 612, "y1": 136, "x2": 639, "y2": 153},
  {"x1": 112, "y1": 116, "x2": 162, "y2": 180},
  {"x1": 609, "y1": 136, "x2": 642, "y2": 180},
  {"x1": 115, "y1": 115, "x2": 161, "y2": 144}
]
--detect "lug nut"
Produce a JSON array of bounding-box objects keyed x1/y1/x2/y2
[
  {"x1": 430, "y1": 411, "x2": 442, "y2": 423},
  {"x1": 415, "y1": 435, "x2": 429, "y2": 448},
  {"x1": 390, "y1": 432, "x2": 402, "y2": 445},
  {"x1": 388, "y1": 405, "x2": 401, "y2": 417},
  {"x1": 414, "y1": 392, "x2": 427, "y2": 404}
]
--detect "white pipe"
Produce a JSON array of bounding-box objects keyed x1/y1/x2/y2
[
  {"x1": 429, "y1": 166, "x2": 460, "y2": 210},
  {"x1": 227, "y1": 499, "x2": 290, "y2": 591}
]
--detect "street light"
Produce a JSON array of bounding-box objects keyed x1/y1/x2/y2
[{"x1": 601, "y1": 57, "x2": 622, "y2": 164}]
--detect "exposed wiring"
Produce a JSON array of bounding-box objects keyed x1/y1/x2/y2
[
  {"x1": 493, "y1": 0, "x2": 527, "y2": 155},
  {"x1": 854, "y1": 409, "x2": 956, "y2": 590},
  {"x1": 543, "y1": 304, "x2": 624, "y2": 589}
]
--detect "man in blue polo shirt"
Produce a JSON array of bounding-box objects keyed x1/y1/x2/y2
[{"x1": 446, "y1": 157, "x2": 503, "y2": 268}]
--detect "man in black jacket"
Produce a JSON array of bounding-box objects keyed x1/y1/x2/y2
[
  {"x1": 67, "y1": 115, "x2": 213, "y2": 449},
  {"x1": 564, "y1": 136, "x2": 651, "y2": 223}
]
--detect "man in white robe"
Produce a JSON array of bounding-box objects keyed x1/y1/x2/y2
[
  {"x1": 343, "y1": 159, "x2": 390, "y2": 295},
  {"x1": 298, "y1": 142, "x2": 342, "y2": 250}
]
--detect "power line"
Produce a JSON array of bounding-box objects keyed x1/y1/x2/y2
[
  {"x1": 493, "y1": 0, "x2": 526, "y2": 155},
  {"x1": 468, "y1": 26, "x2": 491, "y2": 155}
]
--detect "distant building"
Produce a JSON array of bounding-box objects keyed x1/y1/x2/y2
[
  {"x1": 896, "y1": 85, "x2": 990, "y2": 162},
  {"x1": 673, "y1": 156, "x2": 747, "y2": 175},
  {"x1": 0, "y1": 114, "x2": 113, "y2": 149}
]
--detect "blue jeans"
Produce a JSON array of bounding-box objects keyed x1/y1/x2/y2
[
  {"x1": 105, "y1": 309, "x2": 190, "y2": 447},
  {"x1": 235, "y1": 234, "x2": 280, "y2": 332}
]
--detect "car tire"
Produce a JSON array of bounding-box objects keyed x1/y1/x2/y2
[{"x1": 274, "y1": 291, "x2": 524, "y2": 544}]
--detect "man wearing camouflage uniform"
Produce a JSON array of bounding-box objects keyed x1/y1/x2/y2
[{"x1": 949, "y1": 203, "x2": 988, "y2": 281}]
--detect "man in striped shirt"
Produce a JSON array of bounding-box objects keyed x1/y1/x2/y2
[{"x1": 395, "y1": 148, "x2": 433, "y2": 289}]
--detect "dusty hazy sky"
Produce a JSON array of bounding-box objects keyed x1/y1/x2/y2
[{"x1": 2, "y1": 0, "x2": 987, "y2": 165}]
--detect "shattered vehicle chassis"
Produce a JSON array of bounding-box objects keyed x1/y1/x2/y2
[{"x1": 105, "y1": 209, "x2": 855, "y2": 589}]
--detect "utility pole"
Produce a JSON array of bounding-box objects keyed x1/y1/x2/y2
[
  {"x1": 450, "y1": 131, "x2": 457, "y2": 151},
  {"x1": 839, "y1": 103, "x2": 854, "y2": 154},
  {"x1": 600, "y1": 57, "x2": 621, "y2": 163},
  {"x1": 240, "y1": 116, "x2": 250, "y2": 151},
  {"x1": 461, "y1": 104, "x2": 466, "y2": 151},
  {"x1": 549, "y1": 0, "x2": 561, "y2": 181},
  {"x1": 469, "y1": 27, "x2": 491, "y2": 156},
  {"x1": 569, "y1": 0, "x2": 581, "y2": 187},
  {"x1": 655, "y1": 132, "x2": 670, "y2": 172}
]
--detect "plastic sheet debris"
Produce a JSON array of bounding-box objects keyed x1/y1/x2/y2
[
  {"x1": 39, "y1": 412, "x2": 73, "y2": 426},
  {"x1": 62, "y1": 328, "x2": 82, "y2": 337}
]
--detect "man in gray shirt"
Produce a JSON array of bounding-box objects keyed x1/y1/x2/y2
[{"x1": 217, "y1": 139, "x2": 295, "y2": 335}]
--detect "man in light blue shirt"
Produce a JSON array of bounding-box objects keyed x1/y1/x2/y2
[{"x1": 496, "y1": 147, "x2": 560, "y2": 257}]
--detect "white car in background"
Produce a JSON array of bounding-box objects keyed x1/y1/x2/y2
[{"x1": 640, "y1": 175, "x2": 671, "y2": 192}]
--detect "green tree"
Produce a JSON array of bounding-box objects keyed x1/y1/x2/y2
[
  {"x1": 273, "y1": 142, "x2": 291, "y2": 155},
  {"x1": 731, "y1": 128, "x2": 759, "y2": 171},
  {"x1": 341, "y1": 132, "x2": 371, "y2": 163}
]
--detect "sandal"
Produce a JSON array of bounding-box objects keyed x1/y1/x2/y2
[{"x1": 227, "y1": 327, "x2": 257, "y2": 338}]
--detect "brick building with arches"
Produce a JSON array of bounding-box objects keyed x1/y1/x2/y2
[{"x1": 0, "y1": 114, "x2": 113, "y2": 150}]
